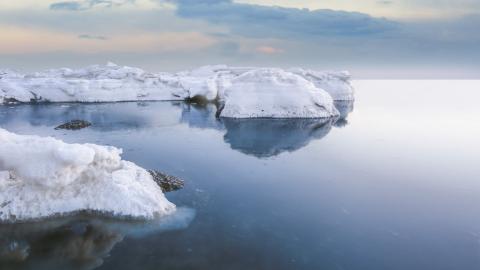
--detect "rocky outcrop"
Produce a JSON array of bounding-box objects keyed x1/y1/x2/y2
[
  {"x1": 148, "y1": 170, "x2": 185, "y2": 192},
  {"x1": 55, "y1": 120, "x2": 92, "y2": 130}
]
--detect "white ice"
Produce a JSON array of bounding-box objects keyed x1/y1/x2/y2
[
  {"x1": 0, "y1": 128, "x2": 175, "y2": 222},
  {"x1": 0, "y1": 63, "x2": 354, "y2": 118},
  {"x1": 218, "y1": 68, "x2": 339, "y2": 118},
  {"x1": 288, "y1": 68, "x2": 354, "y2": 101}
]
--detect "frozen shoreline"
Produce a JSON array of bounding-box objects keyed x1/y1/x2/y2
[
  {"x1": 0, "y1": 128, "x2": 175, "y2": 222},
  {"x1": 0, "y1": 63, "x2": 354, "y2": 118}
]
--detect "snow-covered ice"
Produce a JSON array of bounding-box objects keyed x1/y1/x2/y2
[
  {"x1": 0, "y1": 128, "x2": 175, "y2": 222},
  {"x1": 217, "y1": 68, "x2": 339, "y2": 118},
  {"x1": 0, "y1": 62, "x2": 188, "y2": 104},
  {"x1": 0, "y1": 63, "x2": 354, "y2": 118},
  {"x1": 288, "y1": 68, "x2": 354, "y2": 101}
]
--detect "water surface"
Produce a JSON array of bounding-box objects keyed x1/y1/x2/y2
[{"x1": 1, "y1": 80, "x2": 480, "y2": 270}]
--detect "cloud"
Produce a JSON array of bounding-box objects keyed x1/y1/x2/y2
[
  {"x1": 255, "y1": 46, "x2": 283, "y2": 54},
  {"x1": 0, "y1": 25, "x2": 215, "y2": 54},
  {"x1": 168, "y1": 0, "x2": 399, "y2": 39},
  {"x1": 207, "y1": 32, "x2": 232, "y2": 38},
  {"x1": 50, "y1": 1, "x2": 85, "y2": 10},
  {"x1": 78, "y1": 34, "x2": 108, "y2": 40},
  {"x1": 0, "y1": 0, "x2": 478, "y2": 78},
  {"x1": 50, "y1": 0, "x2": 134, "y2": 11}
]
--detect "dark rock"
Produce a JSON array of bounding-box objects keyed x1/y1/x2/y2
[
  {"x1": 2, "y1": 98, "x2": 20, "y2": 105},
  {"x1": 185, "y1": 95, "x2": 209, "y2": 106},
  {"x1": 148, "y1": 170, "x2": 184, "y2": 192},
  {"x1": 55, "y1": 120, "x2": 92, "y2": 130}
]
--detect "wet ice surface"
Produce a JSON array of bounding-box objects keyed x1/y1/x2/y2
[{"x1": 1, "y1": 80, "x2": 480, "y2": 270}]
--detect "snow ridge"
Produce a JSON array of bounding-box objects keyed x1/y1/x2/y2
[
  {"x1": 0, "y1": 63, "x2": 354, "y2": 118},
  {"x1": 0, "y1": 128, "x2": 175, "y2": 222}
]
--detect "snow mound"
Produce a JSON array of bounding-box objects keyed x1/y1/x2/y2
[
  {"x1": 218, "y1": 69, "x2": 339, "y2": 118},
  {"x1": 0, "y1": 63, "x2": 354, "y2": 118},
  {"x1": 175, "y1": 65, "x2": 253, "y2": 102},
  {"x1": 0, "y1": 63, "x2": 188, "y2": 104},
  {"x1": 289, "y1": 68, "x2": 354, "y2": 101},
  {"x1": 0, "y1": 128, "x2": 175, "y2": 222}
]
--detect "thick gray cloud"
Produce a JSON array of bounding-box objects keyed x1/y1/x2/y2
[
  {"x1": 170, "y1": 0, "x2": 399, "y2": 38},
  {"x1": 0, "y1": 0, "x2": 478, "y2": 78},
  {"x1": 164, "y1": 1, "x2": 480, "y2": 65}
]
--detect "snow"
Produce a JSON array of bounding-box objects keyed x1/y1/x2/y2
[
  {"x1": 175, "y1": 65, "x2": 227, "y2": 101},
  {"x1": 0, "y1": 63, "x2": 354, "y2": 118},
  {"x1": 218, "y1": 69, "x2": 339, "y2": 118},
  {"x1": 289, "y1": 68, "x2": 354, "y2": 101},
  {"x1": 0, "y1": 128, "x2": 175, "y2": 222},
  {"x1": 0, "y1": 63, "x2": 188, "y2": 104}
]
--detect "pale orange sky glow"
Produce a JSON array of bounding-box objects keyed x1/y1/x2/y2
[{"x1": 0, "y1": 0, "x2": 478, "y2": 78}]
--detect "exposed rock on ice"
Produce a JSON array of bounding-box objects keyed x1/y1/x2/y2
[
  {"x1": 0, "y1": 128, "x2": 175, "y2": 222},
  {"x1": 148, "y1": 170, "x2": 185, "y2": 192},
  {"x1": 0, "y1": 63, "x2": 354, "y2": 118},
  {"x1": 55, "y1": 119, "x2": 92, "y2": 130}
]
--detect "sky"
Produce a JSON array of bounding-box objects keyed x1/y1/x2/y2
[{"x1": 0, "y1": 0, "x2": 479, "y2": 78}]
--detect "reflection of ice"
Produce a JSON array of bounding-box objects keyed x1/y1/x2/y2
[
  {"x1": 179, "y1": 103, "x2": 223, "y2": 130},
  {"x1": 0, "y1": 207, "x2": 195, "y2": 270},
  {"x1": 181, "y1": 101, "x2": 354, "y2": 157},
  {"x1": 0, "y1": 102, "x2": 181, "y2": 131},
  {"x1": 333, "y1": 100, "x2": 354, "y2": 127},
  {"x1": 222, "y1": 118, "x2": 334, "y2": 157},
  {"x1": 0, "y1": 100, "x2": 353, "y2": 158},
  {"x1": 109, "y1": 207, "x2": 196, "y2": 239}
]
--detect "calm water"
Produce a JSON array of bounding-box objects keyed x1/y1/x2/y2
[{"x1": 1, "y1": 80, "x2": 480, "y2": 270}]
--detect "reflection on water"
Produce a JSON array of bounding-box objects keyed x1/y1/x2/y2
[
  {"x1": 0, "y1": 100, "x2": 353, "y2": 158},
  {"x1": 0, "y1": 101, "x2": 354, "y2": 269},
  {"x1": 0, "y1": 208, "x2": 195, "y2": 270},
  {"x1": 0, "y1": 102, "x2": 182, "y2": 131},
  {"x1": 181, "y1": 101, "x2": 352, "y2": 157},
  {"x1": 333, "y1": 100, "x2": 354, "y2": 127},
  {"x1": 222, "y1": 118, "x2": 334, "y2": 157},
  {"x1": 181, "y1": 101, "x2": 353, "y2": 157},
  {"x1": 179, "y1": 103, "x2": 224, "y2": 130},
  {"x1": 1, "y1": 82, "x2": 480, "y2": 270}
]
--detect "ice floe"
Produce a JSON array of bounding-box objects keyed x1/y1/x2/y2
[
  {"x1": 288, "y1": 68, "x2": 354, "y2": 101},
  {"x1": 0, "y1": 128, "x2": 175, "y2": 222},
  {"x1": 0, "y1": 63, "x2": 354, "y2": 118},
  {"x1": 217, "y1": 68, "x2": 339, "y2": 118}
]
